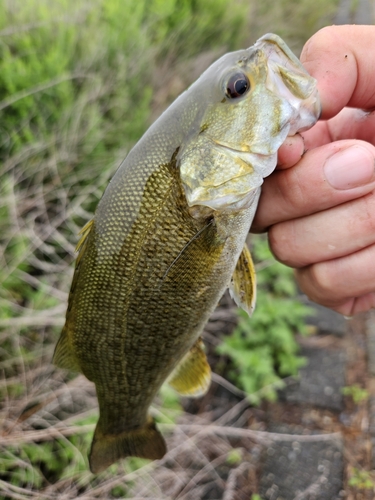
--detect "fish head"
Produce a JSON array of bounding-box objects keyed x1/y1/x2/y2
[{"x1": 179, "y1": 33, "x2": 320, "y2": 215}]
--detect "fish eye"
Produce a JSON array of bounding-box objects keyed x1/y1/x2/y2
[{"x1": 225, "y1": 73, "x2": 250, "y2": 99}]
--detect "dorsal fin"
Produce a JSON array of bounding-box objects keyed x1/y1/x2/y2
[{"x1": 75, "y1": 219, "x2": 94, "y2": 264}]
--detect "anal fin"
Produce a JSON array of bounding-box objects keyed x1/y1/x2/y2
[
  {"x1": 229, "y1": 242, "x2": 256, "y2": 316},
  {"x1": 168, "y1": 338, "x2": 211, "y2": 397}
]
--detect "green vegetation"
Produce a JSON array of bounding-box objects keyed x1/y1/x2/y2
[
  {"x1": 348, "y1": 467, "x2": 375, "y2": 490},
  {"x1": 342, "y1": 384, "x2": 369, "y2": 404},
  {"x1": 226, "y1": 448, "x2": 243, "y2": 466},
  {"x1": 218, "y1": 236, "x2": 312, "y2": 404},
  {"x1": 0, "y1": 0, "x2": 339, "y2": 497}
]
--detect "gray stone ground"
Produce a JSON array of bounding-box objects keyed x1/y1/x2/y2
[
  {"x1": 282, "y1": 344, "x2": 346, "y2": 411},
  {"x1": 304, "y1": 301, "x2": 346, "y2": 337},
  {"x1": 259, "y1": 424, "x2": 343, "y2": 500},
  {"x1": 257, "y1": 300, "x2": 349, "y2": 500}
]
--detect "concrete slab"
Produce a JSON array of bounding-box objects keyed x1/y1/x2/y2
[
  {"x1": 303, "y1": 297, "x2": 347, "y2": 337},
  {"x1": 281, "y1": 345, "x2": 346, "y2": 411},
  {"x1": 259, "y1": 424, "x2": 344, "y2": 500}
]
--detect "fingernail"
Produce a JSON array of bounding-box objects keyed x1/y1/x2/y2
[
  {"x1": 283, "y1": 134, "x2": 304, "y2": 151},
  {"x1": 324, "y1": 146, "x2": 375, "y2": 190},
  {"x1": 278, "y1": 134, "x2": 305, "y2": 168}
]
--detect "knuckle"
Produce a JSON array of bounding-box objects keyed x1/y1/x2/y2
[
  {"x1": 308, "y1": 262, "x2": 337, "y2": 297},
  {"x1": 268, "y1": 223, "x2": 297, "y2": 267},
  {"x1": 298, "y1": 261, "x2": 346, "y2": 308}
]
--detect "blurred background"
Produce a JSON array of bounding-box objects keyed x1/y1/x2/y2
[{"x1": 1, "y1": 0, "x2": 373, "y2": 498}]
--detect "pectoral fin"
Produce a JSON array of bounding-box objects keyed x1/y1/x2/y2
[
  {"x1": 168, "y1": 338, "x2": 211, "y2": 397},
  {"x1": 229, "y1": 242, "x2": 256, "y2": 316}
]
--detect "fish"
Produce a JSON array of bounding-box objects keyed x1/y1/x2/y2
[{"x1": 53, "y1": 33, "x2": 320, "y2": 473}]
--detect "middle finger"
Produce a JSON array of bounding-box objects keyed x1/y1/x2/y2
[{"x1": 268, "y1": 190, "x2": 375, "y2": 268}]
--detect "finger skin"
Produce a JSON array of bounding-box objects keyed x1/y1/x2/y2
[
  {"x1": 301, "y1": 25, "x2": 375, "y2": 119},
  {"x1": 303, "y1": 107, "x2": 375, "y2": 151},
  {"x1": 277, "y1": 134, "x2": 305, "y2": 169},
  {"x1": 268, "y1": 190, "x2": 375, "y2": 268},
  {"x1": 253, "y1": 140, "x2": 375, "y2": 232},
  {"x1": 296, "y1": 243, "x2": 375, "y2": 316}
]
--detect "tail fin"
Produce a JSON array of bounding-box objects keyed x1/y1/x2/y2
[{"x1": 89, "y1": 418, "x2": 167, "y2": 473}]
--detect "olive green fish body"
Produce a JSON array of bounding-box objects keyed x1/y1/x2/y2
[
  {"x1": 72, "y1": 168, "x2": 249, "y2": 410},
  {"x1": 54, "y1": 34, "x2": 320, "y2": 473},
  {"x1": 60, "y1": 150, "x2": 253, "y2": 471}
]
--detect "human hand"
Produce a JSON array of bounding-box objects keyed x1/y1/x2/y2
[{"x1": 252, "y1": 25, "x2": 375, "y2": 316}]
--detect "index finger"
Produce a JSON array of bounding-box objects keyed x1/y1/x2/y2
[{"x1": 301, "y1": 25, "x2": 375, "y2": 119}]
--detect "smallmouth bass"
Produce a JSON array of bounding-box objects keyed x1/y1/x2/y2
[{"x1": 53, "y1": 34, "x2": 320, "y2": 473}]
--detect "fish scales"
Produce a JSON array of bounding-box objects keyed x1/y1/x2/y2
[
  {"x1": 75, "y1": 161, "x2": 250, "y2": 425},
  {"x1": 53, "y1": 34, "x2": 320, "y2": 473}
]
